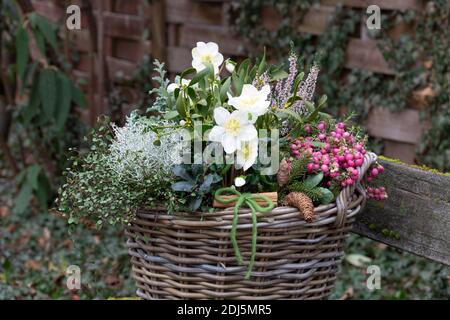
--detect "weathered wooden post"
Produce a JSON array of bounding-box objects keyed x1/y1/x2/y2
[{"x1": 354, "y1": 158, "x2": 450, "y2": 266}]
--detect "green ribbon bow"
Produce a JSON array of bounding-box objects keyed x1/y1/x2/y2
[{"x1": 214, "y1": 187, "x2": 275, "y2": 279}]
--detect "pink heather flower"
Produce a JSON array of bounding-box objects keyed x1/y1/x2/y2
[{"x1": 292, "y1": 64, "x2": 320, "y2": 115}]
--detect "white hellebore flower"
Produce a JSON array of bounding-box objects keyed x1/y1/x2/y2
[
  {"x1": 209, "y1": 107, "x2": 257, "y2": 154},
  {"x1": 225, "y1": 59, "x2": 236, "y2": 73},
  {"x1": 167, "y1": 78, "x2": 191, "y2": 93},
  {"x1": 191, "y1": 41, "x2": 224, "y2": 75},
  {"x1": 227, "y1": 84, "x2": 271, "y2": 123},
  {"x1": 236, "y1": 139, "x2": 258, "y2": 171},
  {"x1": 234, "y1": 176, "x2": 246, "y2": 187}
]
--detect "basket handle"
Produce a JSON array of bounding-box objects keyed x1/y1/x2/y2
[{"x1": 335, "y1": 152, "x2": 378, "y2": 228}]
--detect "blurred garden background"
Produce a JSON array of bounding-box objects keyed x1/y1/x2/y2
[{"x1": 0, "y1": 0, "x2": 449, "y2": 299}]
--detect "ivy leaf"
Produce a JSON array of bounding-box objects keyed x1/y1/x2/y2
[
  {"x1": 317, "y1": 187, "x2": 334, "y2": 204},
  {"x1": 39, "y1": 69, "x2": 57, "y2": 120},
  {"x1": 304, "y1": 172, "x2": 324, "y2": 189},
  {"x1": 56, "y1": 73, "x2": 72, "y2": 131},
  {"x1": 16, "y1": 26, "x2": 29, "y2": 81}
]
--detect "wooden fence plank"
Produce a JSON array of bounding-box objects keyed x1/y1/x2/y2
[
  {"x1": 346, "y1": 38, "x2": 395, "y2": 75},
  {"x1": 166, "y1": 0, "x2": 224, "y2": 25},
  {"x1": 167, "y1": 46, "x2": 191, "y2": 73},
  {"x1": 179, "y1": 24, "x2": 245, "y2": 55},
  {"x1": 383, "y1": 140, "x2": 416, "y2": 164},
  {"x1": 151, "y1": 0, "x2": 167, "y2": 62},
  {"x1": 102, "y1": 12, "x2": 144, "y2": 41},
  {"x1": 354, "y1": 159, "x2": 450, "y2": 266},
  {"x1": 298, "y1": 6, "x2": 335, "y2": 35},
  {"x1": 365, "y1": 107, "x2": 422, "y2": 144},
  {"x1": 322, "y1": 0, "x2": 422, "y2": 11}
]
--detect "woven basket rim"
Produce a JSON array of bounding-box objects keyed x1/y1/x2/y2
[{"x1": 131, "y1": 152, "x2": 377, "y2": 229}]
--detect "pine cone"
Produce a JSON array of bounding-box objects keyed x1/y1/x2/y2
[
  {"x1": 277, "y1": 158, "x2": 292, "y2": 187},
  {"x1": 285, "y1": 192, "x2": 315, "y2": 222}
]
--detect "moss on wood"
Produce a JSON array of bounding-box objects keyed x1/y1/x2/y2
[{"x1": 378, "y1": 155, "x2": 450, "y2": 178}]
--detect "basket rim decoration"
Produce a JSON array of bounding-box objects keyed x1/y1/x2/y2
[{"x1": 126, "y1": 152, "x2": 377, "y2": 300}]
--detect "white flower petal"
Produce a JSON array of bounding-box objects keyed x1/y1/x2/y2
[
  {"x1": 222, "y1": 134, "x2": 237, "y2": 154},
  {"x1": 191, "y1": 47, "x2": 201, "y2": 60},
  {"x1": 209, "y1": 126, "x2": 225, "y2": 142},
  {"x1": 213, "y1": 53, "x2": 224, "y2": 66},
  {"x1": 214, "y1": 107, "x2": 230, "y2": 126},
  {"x1": 192, "y1": 59, "x2": 205, "y2": 72},
  {"x1": 238, "y1": 124, "x2": 257, "y2": 141},
  {"x1": 234, "y1": 176, "x2": 246, "y2": 187},
  {"x1": 206, "y1": 42, "x2": 219, "y2": 53},
  {"x1": 261, "y1": 84, "x2": 271, "y2": 98},
  {"x1": 167, "y1": 83, "x2": 179, "y2": 93}
]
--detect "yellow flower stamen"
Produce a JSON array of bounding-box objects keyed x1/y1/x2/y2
[
  {"x1": 224, "y1": 118, "x2": 241, "y2": 135},
  {"x1": 241, "y1": 144, "x2": 251, "y2": 160}
]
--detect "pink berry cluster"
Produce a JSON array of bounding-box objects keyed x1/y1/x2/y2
[
  {"x1": 288, "y1": 121, "x2": 386, "y2": 200},
  {"x1": 367, "y1": 187, "x2": 387, "y2": 200},
  {"x1": 367, "y1": 164, "x2": 385, "y2": 182}
]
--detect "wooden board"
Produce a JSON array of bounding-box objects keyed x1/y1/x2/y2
[
  {"x1": 365, "y1": 107, "x2": 422, "y2": 144},
  {"x1": 346, "y1": 39, "x2": 395, "y2": 75},
  {"x1": 383, "y1": 140, "x2": 416, "y2": 165},
  {"x1": 353, "y1": 159, "x2": 450, "y2": 266},
  {"x1": 322, "y1": 0, "x2": 422, "y2": 10}
]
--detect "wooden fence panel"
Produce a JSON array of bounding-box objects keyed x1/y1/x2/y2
[{"x1": 31, "y1": 0, "x2": 428, "y2": 164}]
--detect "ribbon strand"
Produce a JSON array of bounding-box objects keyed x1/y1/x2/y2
[{"x1": 214, "y1": 187, "x2": 275, "y2": 279}]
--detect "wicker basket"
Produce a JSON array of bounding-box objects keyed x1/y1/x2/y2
[{"x1": 125, "y1": 152, "x2": 377, "y2": 299}]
